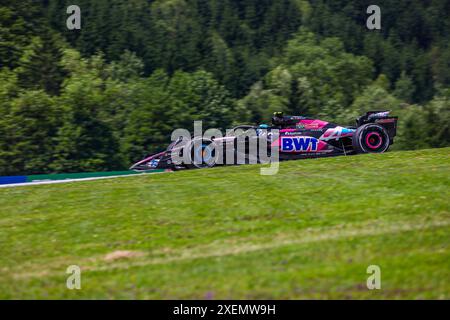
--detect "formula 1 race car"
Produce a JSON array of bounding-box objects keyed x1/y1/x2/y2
[{"x1": 130, "y1": 111, "x2": 398, "y2": 171}]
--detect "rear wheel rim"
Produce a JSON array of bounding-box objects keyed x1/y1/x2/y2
[
  {"x1": 365, "y1": 132, "x2": 382, "y2": 149},
  {"x1": 358, "y1": 125, "x2": 389, "y2": 153}
]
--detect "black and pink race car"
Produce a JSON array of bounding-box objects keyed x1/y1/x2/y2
[{"x1": 130, "y1": 111, "x2": 398, "y2": 171}]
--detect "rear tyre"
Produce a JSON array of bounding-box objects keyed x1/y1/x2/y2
[{"x1": 352, "y1": 123, "x2": 390, "y2": 154}]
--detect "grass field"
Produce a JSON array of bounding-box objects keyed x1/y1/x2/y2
[{"x1": 0, "y1": 148, "x2": 449, "y2": 299}]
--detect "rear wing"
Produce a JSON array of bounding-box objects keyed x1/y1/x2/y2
[{"x1": 357, "y1": 111, "x2": 398, "y2": 140}]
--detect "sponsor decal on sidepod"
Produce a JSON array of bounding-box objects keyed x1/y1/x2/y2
[{"x1": 281, "y1": 136, "x2": 319, "y2": 152}]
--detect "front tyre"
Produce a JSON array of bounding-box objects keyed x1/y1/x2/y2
[
  {"x1": 352, "y1": 123, "x2": 390, "y2": 154},
  {"x1": 185, "y1": 138, "x2": 218, "y2": 169}
]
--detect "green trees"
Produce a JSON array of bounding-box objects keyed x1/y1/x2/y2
[
  {"x1": 0, "y1": 67, "x2": 62, "y2": 175},
  {"x1": 350, "y1": 76, "x2": 401, "y2": 120},
  {"x1": 0, "y1": 1, "x2": 44, "y2": 68},
  {"x1": 167, "y1": 70, "x2": 234, "y2": 129},
  {"x1": 238, "y1": 30, "x2": 373, "y2": 123},
  {"x1": 421, "y1": 90, "x2": 450, "y2": 148},
  {"x1": 50, "y1": 52, "x2": 122, "y2": 172},
  {"x1": 306, "y1": 0, "x2": 450, "y2": 104},
  {"x1": 48, "y1": 51, "x2": 235, "y2": 172},
  {"x1": 121, "y1": 69, "x2": 235, "y2": 164},
  {"x1": 15, "y1": 33, "x2": 66, "y2": 95},
  {"x1": 0, "y1": 1, "x2": 449, "y2": 175},
  {"x1": 393, "y1": 72, "x2": 415, "y2": 103},
  {"x1": 0, "y1": 88, "x2": 60, "y2": 175},
  {"x1": 42, "y1": 0, "x2": 304, "y2": 96}
]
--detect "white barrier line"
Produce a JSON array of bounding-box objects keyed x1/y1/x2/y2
[{"x1": 0, "y1": 171, "x2": 168, "y2": 189}]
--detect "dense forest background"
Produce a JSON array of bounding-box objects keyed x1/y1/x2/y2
[{"x1": 0, "y1": 0, "x2": 449, "y2": 175}]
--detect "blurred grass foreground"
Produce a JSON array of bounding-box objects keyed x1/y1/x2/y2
[{"x1": 0, "y1": 148, "x2": 449, "y2": 299}]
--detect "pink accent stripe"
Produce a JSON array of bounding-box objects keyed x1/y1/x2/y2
[
  {"x1": 132, "y1": 152, "x2": 165, "y2": 166},
  {"x1": 317, "y1": 140, "x2": 329, "y2": 151},
  {"x1": 280, "y1": 129, "x2": 297, "y2": 133},
  {"x1": 298, "y1": 119, "x2": 328, "y2": 129}
]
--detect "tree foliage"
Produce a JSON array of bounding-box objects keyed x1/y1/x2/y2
[
  {"x1": 0, "y1": 1, "x2": 449, "y2": 175},
  {"x1": 238, "y1": 30, "x2": 373, "y2": 123}
]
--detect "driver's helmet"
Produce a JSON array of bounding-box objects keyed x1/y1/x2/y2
[{"x1": 272, "y1": 111, "x2": 305, "y2": 127}]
